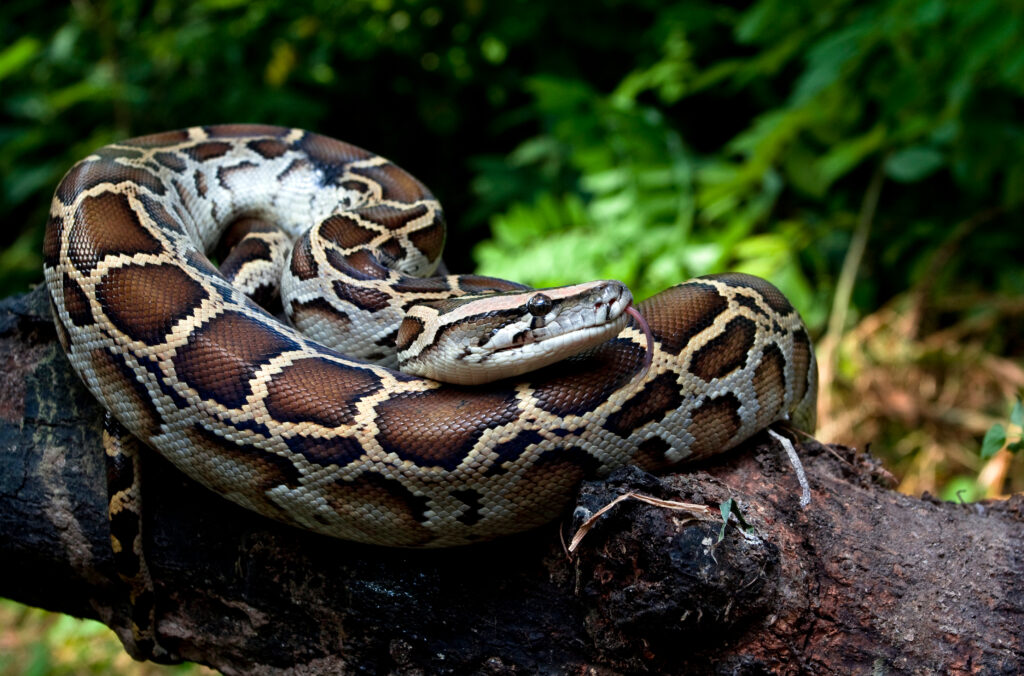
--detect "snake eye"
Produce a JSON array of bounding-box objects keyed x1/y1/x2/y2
[{"x1": 527, "y1": 293, "x2": 553, "y2": 317}]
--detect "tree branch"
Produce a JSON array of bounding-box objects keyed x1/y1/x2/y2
[{"x1": 2, "y1": 286, "x2": 1022, "y2": 674}]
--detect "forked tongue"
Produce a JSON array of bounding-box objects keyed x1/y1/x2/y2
[{"x1": 625, "y1": 305, "x2": 654, "y2": 379}]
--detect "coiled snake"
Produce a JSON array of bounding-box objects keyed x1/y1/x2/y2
[{"x1": 44, "y1": 124, "x2": 817, "y2": 655}]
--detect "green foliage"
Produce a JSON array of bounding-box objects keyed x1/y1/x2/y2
[
  {"x1": 0, "y1": 599, "x2": 205, "y2": 675},
  {"x1": 472, "y1": 0, "x2": 1024, "y2": 334},
  {"x1": 1, "y1": 0, "x2": 1022, "y2": 664},
  {"x1": 3, "y1": 0, "x2": 1023, "y2": 322},
  {"x1": 0, "y1": 0, "x2": 674, "y2": 294},
  {"x1": 981, "y1": 398, "x2": 1024, "y2": 460}
]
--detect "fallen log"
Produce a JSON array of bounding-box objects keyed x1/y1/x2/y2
[{"x1": 1, "y1": 286, "x2": 1021, "y2": 674}]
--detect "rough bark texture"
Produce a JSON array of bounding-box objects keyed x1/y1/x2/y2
[{"x1": 2, "y1": 286, "x2": 1022, "y2": 674}]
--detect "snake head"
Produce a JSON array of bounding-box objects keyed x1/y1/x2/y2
[{"x1": 396, "y1": 280, "x2": 634, "y2": 385}]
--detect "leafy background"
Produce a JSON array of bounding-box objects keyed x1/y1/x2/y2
[{"x1": 2, "y1": 0, "x2": 1023, "y2": 671}]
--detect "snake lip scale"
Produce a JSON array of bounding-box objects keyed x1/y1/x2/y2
[{"x1": 44, "y1": 123, "x2": 818, "y2": 550}]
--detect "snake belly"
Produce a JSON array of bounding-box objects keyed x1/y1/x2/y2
[{"x1": 43, "y1": 124, "x2": 818, "y2": 547}]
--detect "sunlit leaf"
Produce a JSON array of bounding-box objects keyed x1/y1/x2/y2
[
  {"x1": 981, "y1": 424, "x2": 1006, "y2": 460},
  {"x1": 0, "y1": 36, "x2": 41, "y2": 81}
]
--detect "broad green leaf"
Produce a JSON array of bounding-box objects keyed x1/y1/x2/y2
[
  {"x1": 1010, "y1": 399, "x2": 1023, "y2": 428},
  {"x1": 816, "y1": 124, "x2": 887, "y2": 187},
  {"x1": 981, "y1": 424, "x2": 1007, "y2": 460},
  {"x1": 0, "y1": 36, "x2": 41, "y2": 82},
  {"x1": 885, "y1": 147, "x2": 945, "y2": 183}
]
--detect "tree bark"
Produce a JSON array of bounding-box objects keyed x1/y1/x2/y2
[{"x1": 2, "y1": 286, "x2": 1022, "y2": 675}]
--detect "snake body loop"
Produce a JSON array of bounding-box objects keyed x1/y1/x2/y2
[{"x1": 44, "y1": 124, "x2": 817, "y2": 548}]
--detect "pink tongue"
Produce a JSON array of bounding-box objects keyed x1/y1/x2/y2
[{"x1": 625, "y1": 306, "x2": 654, "y2": 376}]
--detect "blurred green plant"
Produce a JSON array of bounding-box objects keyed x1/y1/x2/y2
[
  {"x1": 473, "y1": 0, "x2": 1024, "y2": 336},
  {"x1": 982, "y1": 397, "x2": 1024, "y2": 460},
  {"x1": 0, "y1": 599, "x2": 206, "y2": 675},
  {"x1": 2, "y1": 0, "x2": 1024, "y2": 668}
]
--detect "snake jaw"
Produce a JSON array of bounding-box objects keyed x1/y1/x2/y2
[{"x1": 397, "y1": 280, "x2": 635, "y2": 384}]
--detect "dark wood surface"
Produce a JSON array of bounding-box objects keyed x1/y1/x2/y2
[{"x1": 2, "y1": 286, "x2": 1022, "y2": 674}]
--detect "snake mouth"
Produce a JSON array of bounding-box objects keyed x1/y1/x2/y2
[{"x1": 523, "y1": 280, "x2": 632, "y2": 348}]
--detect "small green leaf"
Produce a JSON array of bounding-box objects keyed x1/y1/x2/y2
[
  {"x1": 981, "y1": 424, "x2": 1007, "y2": 459},
  {"x1": 0, "y1": 36, "x2": 41, "y2": 82},
  {"x1": 885, "y1": 146, "x2": 945, "y2": 183},
  {"x1": 1010, "y1": 398, "x2": 1024, "y2": 428},
  {"x1": 1007, "y1": 440, "x2": 1024, "y2": 454},
  {"x1": 718, "y1": 498, "x2": 733, "y2": 542}
]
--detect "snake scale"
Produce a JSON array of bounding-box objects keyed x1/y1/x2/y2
[{"x1": 44, "y1": 124, "x2": 818, "y2": 551}]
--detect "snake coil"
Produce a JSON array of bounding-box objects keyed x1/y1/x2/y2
[{"x1": 44, "y1": 124, "x2": 817, "y2": 549}]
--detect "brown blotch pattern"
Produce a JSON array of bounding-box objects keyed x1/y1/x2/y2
[
  {"x1": 733, "y1": 293, "x2": 769, "y2": 318},
  {"x1": 407, "y1": 215, "x2": 446, "y2": 260},
  {"x1": 331, "y1": 280, "x2": 392, "y2": 312},
  {"x1": 638, "y1": 282, "x2": 728, "y2": 355},
  {"x1": 123, "y1": 129, "x2": 191, "y2": 148},
  {"x1": 219, "y1": 238, "x2": 273, "y2": 282},
  {"x1": 378, "y1": 239, "x2": 404, "y2": 265},
  {"x1": 375, "y1": 387, "x2": 521, "y2": 470},
  {"x1": 712, "y1": 272, "x2": 794, "y2": 315},
  {"x1": 56, "y1": 159, "x2": 166, "y2": 204},
  {"x1": 216, "y1": 161, "x2": 259, "y2": 190},
  {"x1": 284, "y1": 434, "x2": 366, "y2": 468},
  {"x1": 687, "y1": 393, "x2": 743, "y2": 460},
  {"x1": 187, "y1": 424, "x2": 300, "y2": 492},
  {"x1": 173, "y1": 311, "x2": 298, "y2": 409},
  {"x1": 457, "y1": 276, "x2": 528, "y2": 294},
  {"x1": 318, "y1": 214, "x2": 379, "y2": 249},
  {"x1": 289, "y1": 233, "x2": 318, "y2": 280},
  {"x1": 298, "y1": 133, "x2": 373, "y2": 167},
  {"x1": 319, "y1": 472, "x2": 435, "y2": 546},
  {"x1": 206, "y1": 124, "x2": 287, "y2": 138},
  {"x1": 247, "y1": 138, "x2": 289, "y2": 159},
  {"x1": 356, "y1": 203, "x2": 430, "y2": 233},
  {"x1": 96, "y1": 263, "x2": 208, "y2": 345},
  {"x1": 790, "y1": 329, "x2": 813, "y2": 404},
  {"x1": 632, "y1": 436, "x2": 673, "y2": 472},
  {"x1": 153, "y1": 152, "x2": 187, "y2": 172},
  {"x1": 62, "y1": 273, "x2": 94, "y2": 326},
  {"x1": 395, "y1": 316, "x2": 425, "y2": 351},
  {"x1": 290, "y1": 297, "x2": 351, "y2": 331},
  {"x1": 509, "y1": 447, "x2": 603, "y2": 528},
  {"x1": 349, "y1": 163, "x2": 427, "y2": 202},
  {"x1": 136, "y1": 193, "x2": 184, "y2": 235},
  {"x1": 183, "y1": 141, "x2": 233, "y2": 162},
  {"x1": 276, "y1": 157, "x2": 312, "y2": 182},
  {"x1": 391, "y1": 277, "x2": 453, "y2": 294},
  {"x1": 327, "y1": 249, "x2": 389, "y2": 281},
  {"x1": 264, "y1": 358, "x2": 383, "y2": 428},
  {"x1": 604, "y1": 371, "x2": 684, "y2": 437},
  {"x1": 90, "y1": 348, "x2": 164, "y2": 439},
  {"x1": 690, "y1": 316, "x2": 757, "y2": 382},
  {"x1": 68, "y1": 192, "x2": 164, "y2": 273},
  {"x1": 183, "y1": 247, "x2": 222, "y2": 278},
  {"x1": 42, "y1": 215, "x2": 64, "y2": 268},
  {"x1": 288, "y1": 232, "x2": 319, "y2": 280},
  {"x1": 533, "y1": 339, "x2": 644, "y2": 417},
  {"x1": 216, "y1": 218, "x2": 277, "y2": 256},
  {"x1": 752, "y1": 343, "x2": 786, "y2": 429},
  {"x1": 193, "y1": 169, "x2": 208, "y2": 197}
]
